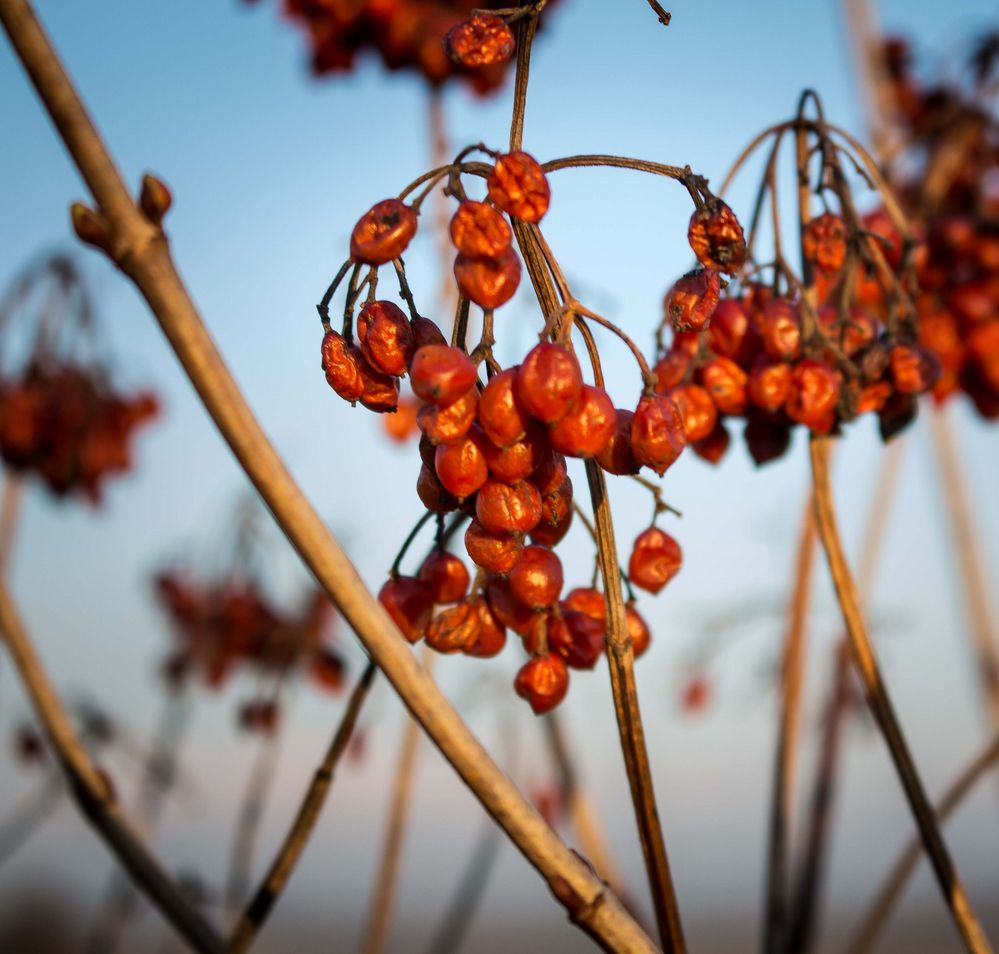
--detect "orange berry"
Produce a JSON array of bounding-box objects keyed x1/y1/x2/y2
[
  {"x1": 761, "y1": 299, "x2": 802, "y2": 361},
  {"x1": 516, "y1": 342, "x2": 583, "y2": 423},
  {"x1": 454, "y1": 248, "x2": 521, "y2": 309},
  {"x1": 595, "y1": 408, "x2": 640, "y2": 476},
  {"x1": 785, "y1": 359, "x2": 841, "y2": 432},
  {"x1": 418, "y1": 551, "x2": 470, "y2": 604},
  {"x1": 426, "y1": 601, "x2": 479, "y2": 653},
  {"x1": 464, "y1": 520, "x2": 523, "y2": 574},
  {"x1": 666, "y1": 384, "x2": 717, "y2": 443},
  {"x1": 803, "y1": 213, "x2": 848, "y2": 274},
  {"x1": 628, "y1": 527, "x2": 682, "y2": 595},
  {"x1": 688, "y1": 200, "x2": 747, "y2": 273},
  {"x1": 631, "y1": 395, "x2": 686, "y2": 475},
  {"x1": 435, "y1": 430, "x2": 488, "y2": 499},
  {"x1": 479, "y1": 366, "x2": 530, "y2": 447},
  {"x1": 549, "y1": 608, "x2": 604, "y2": 670},
  {"x1": 350, "y1": 199, "x2": 417, "y2": 266},
  {"x1": 514, "y1": 653, "x2": 568, "y2": 714},
  {"x1": 449, "y1": 200, "x2": 512, "y2": 259},
  {"x1": 417, "y1": 387, "x2": 478, "y2": 445},
  {"x1": 463, "y1": 598, "x2": 508, "y2": 658},
  {"x1": 509, "y1": 545, "x2": 563, "y2": 609},
  {"x1": 378, "y1": 576, "x2": 433, "y2": 643},
  {"x1": 475, "y1": 479, "x2": 542, "y2": 534},
  {"x1": 322, "y1": 332, "x2": 364, "y2": 403},
  {"x1": 747, "y1": 357, "x2": 792, "y2": 412},
  {"x1": 410, "y1": 345, "x2": 477, "y2": 405},
  {"x1": 664, "y1": 269, "x2": 720, "y2": 332},
  {"x1": 699, "y1": 357, "x2": 748, "y2": 416},
  {"x1": 357, "y1": 301, "x2": 414, "y2": 376},
  {"x1": 416, "y1": 463, "x2": 458, "y2": 513},
  {"x1": 487, "y1": 151, "x2": 550, "y2": 223},
  {"x1": 444, "y1": 13, "x2": 516, "y2": 68},
  {"x1": 548, "y1": 384, "x2": 616, "y2": 458}
]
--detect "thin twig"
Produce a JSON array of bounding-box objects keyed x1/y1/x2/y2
[
  {"x1": 809, "y1": 434, "x2": 992, "y2": 954},
  {"x1": 846, "y1": 736, "x2": 999, "y2": 954},
  {"x1": 0, "y1": 5, "x2": 655, "y2": 948},
  {"x1": 227, "y1": 660, "x2": 376, "y2": 954}
]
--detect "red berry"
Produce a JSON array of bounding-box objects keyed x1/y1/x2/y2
[
  {"x1": 699, "y1": 357, "x2": 748, "y2": 415},
  {"x1": 595, "y1": 409, "x2": 640, "y2": 476},
  {"x1": 664, "y1": 269, "x2": 720, "y2": 332},
  {"x1": 803, "y1": 213, "x2": 848, "y2": 274},
  {"x1": 417, "y1": 387, "x2": 478, "y2": 445},
  {"x1": 322, "y1": 332, "x2": 364, "y2": 402},
  {"x1": 464, "y1": 521, "x2": 523, "y2": 574},
  {"x1": 435, "y1": 430, "x2": 488, "y2": 499},
  {"x1": 444, "y1": 14, "x2": 516, "y2": 68},
  {"x1": 514, "y1": 654, "x2": 569, "y2": 714},
  {"x1": 418, "y1": 551, "x2": 470, "y2": 604},
  {"x1": 378, "y1": 576, "x2": 433, "y2": 643},
  {"x1": 631, "y1": 395, "x2": 686, "y2": 475},
  {"x1": 350, "y1": 199, "x2": 417, "y2": 266},
  {"x1": 487, "y1": 152, "x2": 551, "y2": 223},
  {"x1": 454, "y1": 249, "x2": 521, "y2": 309},
  {"x1": 357, "y1": 301, "x2": 414, "y2": 376},
  {"x1": 479, "y1": 367, "x2": 530, "y2": 447},
  {"x1": 549, "y1": 609, "x2": 605, "y2": 669},
  {"x1": 410, "y1": 345, "x2": 477, "y2": 405},
  {"x1": 628, "y1": 527, "x2": 682, "y2": 595},
  {"x1": 509, "y1": 545, "x2": 563, "y2": 609},
  {"x1": 785, "y1": 359, "x2": 841, "y2": 432},
  {"x1": 666, "y1": 384, "x2": 717, "y2": 443},
  {"x1": 688, "y1": 200, "x2": 747, "y2": 273},
  {"x1": 517, "y1": 342, "x2": 583, "y2": 424},
  {"x1": 475, "y1": 479, "x2": 543, "y2": 534},
  {"x1": 450, "y1": 200, "x2": 512, "y2": 259}
]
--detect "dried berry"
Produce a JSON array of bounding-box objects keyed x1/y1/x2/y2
[
  {"x1": 357, "y1": 301, "x2": 414, "y2": 376},
  {"x1": 803, "y1": 213, "x2": 848, "y2": 274},
  {"x1": 688, "y1": 200, "x2": 747, "y2": 273},
  {"x1": 628, "y1": 527, "x2": 682, "y2": 595},
  {"x1": 514, "y1": 653, "x2": 569, "y2": 714},
  {"x1": 699, "y1": 357, "x2": 748, "y2": 416},
  {"x1": 666, "y1": 384, "x2": 717, "y2": 443},
  {"x1": 449, "y1": 200, "x2": 513, "y2": 259},
  {"x1": 454, "y1": 248, "x2": 521, "y2": 308},
  {"x1": 664, "y1": 269, "x2": 720, "y2": 332},
  {"x1": 435, "y1": 430, "x2": 489, "y2": 499},
  {"x1": 418, "y1": 387, "x2": 478, "y2": 445},
  {"x1": 595, "y1": 409, "x2": 640, "y2": 476},
  {"x1": 379, "y1": 576, "x2": 434, "y2": 643},
  {"x1": 479, "y1": 366, "x2": 530, "y2": 447},
  {"x1": 475, "y1": 478, "x2": 543, "y2": 534},
  {"x1": 350, "y1": 199, "x2": 417, "y2": 266},
  {"x1": 631, "y1": 395, "x2": 687, "y2": 475},
  {"x1": 410, "y1": 345, "x2": 477, "y2": 405},
  {"x1": 487, "y1": 151, "x2": 551, "y2": 223},
  {"x1": 516, "y1": 342, "x2": 583, "y2": 424},
  {"x1": 549, "y1": 609, "x2": 604, "y2": 669},
  {"x1": 444, "y1": 14, "x2": 516, "y2": 68},
  {"x1": 464, "y1": 520, "x2": 523, "y2": 574},
  {"x1": 785, "y1": 359, "x2": 841, "y2": 432},
  {"x1": 321, "y1": 331, "x2": 364, "y2": 402},
  {"x1": 548, "y1": 384, "x2": 616, "y2": 458},
  {"x1": 426, "y1": 601, "x2": 479, "y2": 653},
  {"x1": 418, "y1": 551, "x2": 470, "y2": 604},
  {"x1": 509, "y1": 545, "x2": 563, "y2": 609}
]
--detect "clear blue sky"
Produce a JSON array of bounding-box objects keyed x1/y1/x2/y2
[{"x1": 1, "y1": 2, "x2": 998, "y2": 950}]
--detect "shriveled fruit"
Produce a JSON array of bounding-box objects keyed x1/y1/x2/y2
[
  {"x1": 802, "y1": 213, "x2": 848, "y2": 274},
  {"x1": 666, "y1": 384, "x2": 717, "y2": 443},
  {"x1": 481, "y1": 425, "x2": 545, "y2": 482},
  {"x1": 487, "y1": 151, "x2": 551, "y2": 223},
  {"x1": 664, "y1": 269, "x2": 720, "y2": 332},
  {"x1": 475, "y1": 478, "x2": 543, "y2": 534},
  {"x1": 322, "y1": 332, "x2": 364, "y2": 402},
  {"x1": 479, "y1": 367, "x2": 530, "y2": 447},
  {"x1": 426, "y1": 601, "x2": 478, "y2": 653},
  {"x1": 514, "y1": 653, "x2": 569, "y2": 714},
  {"x1": 548, "y1": 384, "x2": 616, "y2": 458},
  {"x1": 350, "y1": 199, "x2": 417, "y2": 266},
  {"x1": 418, "y1": 551, "x2": 470, "y2": 604},
  {"x1": 417, "y1": 387, "x2": 478, "y2": 445},
  {"x1": 549, "y1": 609, "x2": 604, "y2": 669},
  {"x1": 410, "y1": 345, "x2": 477, "y2": 405},
  {"x1": 688, "y1": 200, "x2": 747, "y2": 273},
  {"x1": 357, "y1": 301, "x2": 414, "y2": 376},
  {"x1": 464, "y1": 520, "x2": 523, "y2": 573},
  {"x1": 463, "y1": 598, "x2": 507, "y2": 658},
  {"x1": 596, "y1": 409, "x2": 639, "y2": 475},
  {"x1": 509, "y1": 545, "x2": 563, "y2": 609},
  {"x1": 517, "y1": 343, "x2": 583, "y2": 424},
  {"x1": 449, "y1": 200, "x2": 512, "y2": 259},
  {"x1": 761, "y1": 299, "x2": 802, "y2": 361},
  {"x1": 631, "y1": 395, "x2": 686, "y2": 475},
  {"x1": 435, "y1": 430, "x2": 488, "y2": 499},
  {"x1": 785, "y1": 359, "x2": 841, "y2": 432},
  {"x1": 628, "y1": 527, "x2": 682, "y2": 594},
  {"x1": 454, "y1": 249, "x2": 521, "y2": 309},
  {"x1": 444, "y1": 14, "x2": 516, "y2": 68},
  {"x1": 747, "y1": 357, "x2": 792, "y2": 412},
  {"x1": 416, "y1": 463, "x2": 458, "y2": 513},
  {"x1": 378, "y1": 576, "x2": 433, "y2": 643},
  {"x1": 699, "y1": 357, "x2": 748, "y2": 416}
]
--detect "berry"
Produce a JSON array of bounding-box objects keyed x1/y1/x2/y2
[
  {"x1": 549, "y1": 609, "x2": 605, "y2": 669},
  {"x1": 350, "y1": 199, "x2": 417, "y2": 266},
  {"x1": 418, "y1": 551, "x2": 470, "y2": 604},
  {"x1": 475, "y1": 479, "x2": 543, "y2": 534},
  {"x1": 464, "y1": 520, "x2": 523, "y2": 574},
  {"x1": 321, "y1": 332, "x2": 364, "y2": 402},
  {"x1": 378, "y1": 576, "x2": 433, "y2": 643},
  {"x1": 444, "y1": 14, "x2": 516, "y2": 68},
  {"x1": 410, "y1": 345, "x2": 477, "y2": 405},
  {"x1": 628, "y1": 527, "x2": 682, "y2": 595},
  {"x1": 435, "y1": 431, "x2": 489, "y2": 499},
  {"x1": 516, "y1": 342, "x2": 583, "y2": 424},
  {"x1": 450, "y1": 200, "x2": 512, "y2": 259},
  {"x1": 479, "y1": 367, "x2": 530, "y2": 447},
  {"x1": 357, "y1": 301, "x2": 414, "y2": 376},
  {"x1": 785, "y1": 359, "x2": 841, "y2": 432},
  {"x1": 595, "y1": 409, "x2": 640, "y2": 476},
  {"x1": 699, "y1": 357, "x2": 748, "y2": 416},
  {"x1": 417, "y1": 387, "x2": 478, "y2": 445},
  {"x1": 666, "y1": 384, "x2": 717, "y2": 443},
  {"x1": 688, "y1": 200, "x2": 747, "y2": 273},
  {"x1": 747, "y1": 357, "x2": 792, "y2": 412},
  {"x1": 761, "y1": 299, "x2": 802, "y2": 361},
  {"x1": 426, "y1": 601, "x2": 479, "y2": 653},
  {"x1": 454, "y1": 249, "x2": 521, "y2": 308},
  {"x1": 509, "y1": 545, "x2": 563, "y2": 609},
  {"x1": 631, "y1": 395, "x2": 686, "y2": 475},
  {"x1": 487, "y1": 152, "x2": 551, "y2": 223},
  {"x1": 664, "y1": 269, "x2": 720, "y2": 332},
  {"x1": 514, "y1": 654, "x2": 569, "y2": 714},
  {"x1": 803, "y1": 213, "x2": 848, "y2": 274},
  {"x1": 548, "y1": 384, "x2": 616, "y2": 458}
]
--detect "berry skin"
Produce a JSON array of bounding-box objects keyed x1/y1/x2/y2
[
  {"x1": 688, "y1": 200, "x2": 747, "y2": 274},
  {"x1": 664, "y1": 269, "x2": 720, "y2": 332},
  {"x1": 454, "y1": 249, "x2": 521, "y2": 309},
  {"x1": 410, "y1": 345, "x2": 477, "y2": 405},
  {"x1": 410, "y1": 316, "x2": 448, "y2": 352},
  {"x1": 479, "y1": 367, "x2": 530, "y2": 447},
  {"x1": 322, "y1": 332, "x2": 364, "y2": 402},
  {"x1": 666, "y1": 384, "x2": 718, "y2": 443},
  {"x1": 745, "y1": 413, "x2": 792, "y2": 466},
  {"x1": 509, "y1": 545, "x2": 563, "y2": 609},
  {"x1": 350, "y1": 199, "x2": 417, "y2": 266},
  {"x1": 481, "y1": 425, "x2": 545, "y2": 483},
  {"x1": 652, "y1": 333, "x2": 699, "y2": 391},
  {"x1": 549, "y1": 609, "x2": 605, "y2": 669},
  {"x1": 708, "y1": 299, "x2": 759, "y2": 364},
  {"x1": 464, "y1": 520, "x2": 523, "y2": 574},
  {"x1": 426, "y1": 601, "x2": 479, "y2": 654},
  {"x1": 596, "y1": 409, "x2": 640, "y2": 476},
  {"x1": 548, "y1": 384, "x2": 616, "y2": 458},
  {"x1": 485, "y1": 576, "x2": 537, "y2": 636},
  {"x1": 628, "y1": 527, "x2": 682, "y2": 595},
  {"x1": 692, "y1": 422, "x2": 731, "y2": 465},
  {"x1": 626, "y1": 604, "x2": 652, "y2": 657},
  {"x1": 530, "y1": 448, "x2": 568, "y2": 496},
  {"x1": 747, "y1": 357, "x2": 793, "y2": 413},
  {"x1": 890, "y1": 342, "x2": 941, "y2": 395},
  {"x1": 435, "y1": 431, "x2": 489, "y2": 499},
  {"x1": 444, "y1": 14, "x2": 516, "y2": 68},
  {"x1": 417, "y1": 387, "x2": 478, "y2": 445},
  {"x1": 531, "y1": 474, "x2": 573, "y2": 547},
  {"x1": 463, "y1": 598, "x2": 508, "y2": 658},
  {"x1": 357, "y1": 357, "x2": 400, "y2": 413},
  {"x1": 378, "y1": 576, "x2": 434, "y2": 643},
  {"x1": 631, "y1": 395, "x2": 687, "y2": 475},
  {"x1": 516, "y1": 342, "x2": 583, "y2": 424},
  {"x1": 475, "y1": 479, "x2": 543, "y2": 535},
  {"x1": 416, "y1": 463, "x2": 458, "y2": 513},
  {"x1": 357, "y1": 301, "x2": 414, "y2": 377},
  {"x1": 450, "y1": 200, "x2": 512, "y2": 259},
  {"x1": 785, "y1": 359, "x2": 841, "y2": 433},
  {"x1": 418, "y1": 551, "x2": 470, "y2": 604},
  {"x1": 761, "y1": 299, "x2": 802, "y2": 361},
  {"x1": 514, "y1": 654, "x2": 569, "y2": 714},
  {"x1": 803, "y1": 213, "x2": 848, "y2": 274},
  {"x1": 487, "y1": 152, "x2": 551, "y2": 223},
  {"x1": 699, "y1": 357, "x2": 748, "y2": 416}
]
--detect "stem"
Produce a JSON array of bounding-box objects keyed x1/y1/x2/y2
[
  {"x1": 0, "y1": 476, "x2": 23, "y2": 577},
  {"x1": 0, "y1": 6, "x2": 654, "y2": 947},
  {"x1": 361, "y1": 648, "x2": 432, "y2": 954},
  {"x1": 228, "y1": 660, "x2": 376, "y2": 954},
  {"x1": 787, "y1": 435, "x2": 906, "y2": 954},
  {"x1": 808, "y1": 434, "x2": 992, "y2": 954},
  {"x1": 585, "y1": 459, "x2": 687, "y2": 954},
  {"x1": 846, "y1": 736, "x2": 999, "y2": 954},
  {"x1": 762, "y1": 499, "x2": 817, "y2": 954},
  {"x1": 0, "y1": 580, "x2": 224, "y2": 954},
  {"x1": 929, "y1": 405, "x2": 999, "y2": 734},
  {"x1": 509, "y1": 13, "x2": 538, "y2": 151},
  {"x1": 390, "y1": 510, "x2": 436, "y2": 577}
]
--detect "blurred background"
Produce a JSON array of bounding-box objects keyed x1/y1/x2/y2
[{"x1": 1, "y1": 1, "x2": 997, "y2": 951}]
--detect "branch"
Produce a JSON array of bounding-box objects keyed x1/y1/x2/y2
[
  {"x1": 0, "y1": 4, "x2": 655, "y2": 950},
  {"x1": 644, "y1": 1, "x2": 671, "y2": 27},
  {"x1": 809, "y1": 434, "x2": 993, "y2": 954},
  {"x1": 0, "y1": 580, "x2": 224, "y2": 954}
]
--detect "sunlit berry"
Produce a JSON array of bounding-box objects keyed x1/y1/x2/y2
[
  {"x1": 417, "y1": 387, "x2": 478, "y2": 445},
  {"x1": 530, "y1": 448, "x2": 568, "y2": 496},
  {"x1": 444, "y1": 14, "x2": 516, "y2": 68},
  {"x1": 688, "y1": 200, "x2": 747, "y2": 273},
  {"x1": 631, "y1": 395, "x2": 687, "y2": 475},
  {"x1": 487, "y1": 151, "x2": 551, "y2": 223},
  {"x1": 664, "y1": 269, "x2": 720, "y2": 332},
  {"x1": 482, "y1": 424, "x2": 545, "y2": 482},
  {"x1": 890, "y1": 342, "x2": 941, "y2": 395},
  {"x1": 747, "y1": 357, "x2": 792, "y2": 412},
  {"x1": 563, "y1": 587, "x2": 606, "y2": 627},
  {"x1": 463, "y1": 598, "x2": 508, "y2": 658},
  {"x1": 357, "y1": 301, "x2": 414, "y2": 376},
  {"x1": 666, "y1": 384, "x2": 717, "y2": 443},
  {"x1": 358, "y1": 356, "x2": 400, "y2": 413},
  {"x1": 596, "y1": 409, "x2": 639, "y2": 475},
  {"x1": 516, "y1": 342, "x2": 583, "y2": 423},
  {"x1": 418, "y1": 551, "x2": 470, "y2": 604},
  {"x1": 350, "y1": 199, "x2": 417, "y2": 266},
  {"x1": 699, "y1": 357, "x2": 748, "y2": 415},
  {"x1": 322, "y1": 332, "x2": 364, "y2": 402},
  {"x1": 514, "y1": 653, "x2": 569, "y2": 714},
  {"x1": 548, "y1": 384, "x2": 615, "y2": 458},
  {"x1": 464, "y1": 520, "x2": 523, "y2": 573},
  {"x1": 450, "y1": 200, "x2": 512, "y2": 259},
  {"x1": 509, "y1": 545, "x2": 563, "y2": 609},
  {"x1": 785, "y1": 359, "x2": 841, "y2": 432},
  {"x1": 383, "y1": 396, "x2": 420, "y2": 443},
  {"x1": 626, "y1": 604, "x2": 651, "y2": 657},
  {"x1": 435, "y1": 429, "x2": 488, "y2": 499},
  {"x1": 708, "y1": 299, "x2": 760, "y2": 365},
  {"x1": 628, "y1": 527, "x2": 682, "y2": 595},
  {"x1": 692, "y1": 421, "x2": 731, "y2": 465},
  {"x1": 416, "y1": 463, "x2": 458, "y2": 513},
  {"x1": 761, "y1": 299, "x2": 802, "y2": 361},
  {"x1": 454, "y1": 248, "x2": 521, "y2": 309},
  {"x1": 530, "y1": 476, "x2": 574, "y2": 547},
  {"x1": 475, "y1": 478, "x2": 543, "y2": 534},
  {"x1": 410, "y1": 345, "x2": 477, "y2": 405},
  {"x1": 378, "y1": 576, "x2": 434, "y2": 643},
  {"x1": 803, "y1": 213, "x2": 848, "y2": 274},
  {"x1": 426, "y1": 601, "x2": 479, "y2": 653},
  {"x1": 479, "y1": 366, "x2": 530, "y2": 447}
]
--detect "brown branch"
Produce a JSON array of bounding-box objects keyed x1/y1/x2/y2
[
  {"x1": 0, "y1": 477, "x2": 23, "y2": 577},
  {"x1": 809, "y1": 434, "x2": 992, "y2": 954},
  {"x1": 0, "y1": 3, "x2": 656, "y2": 950},
  {"x1": 227, "y1": 661, "x2": 376, "y2": 954},
  {"x1": 846, "y1": 736, "x2": 999, "y2": 954},
  {"x1": 361, "y1": 649, "x2": 432, "y2": 954},
  {"x1": 929, "y1": 406, "x2": 999, "y2": 735},
  {"x1": 0, "y1": 580, "x2": 224, "y2": 954}
]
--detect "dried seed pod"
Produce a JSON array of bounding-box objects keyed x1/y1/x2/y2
[
  {"x1": 454, "y1": 249, "x2": 521, "y2": 308},
  {"x1": 418, "y1": 551, "x2": 470, "y2": 604},
  {"x1": 464, "y1": 520, "x2": 523, "y2": 574},
  {"x1": 509, "y1": 545, "x2": 563, "y2": 609},
  {"x1": 785, "y1": 359, "x2": 841, "y2": 432},
  {"x1": 444, "y1": 13, "x2": 516, "y2": 68},
  {"x1": 350, "y1": 199, "x2": 417, "y2": 266},
  {"x1": 357, "y1": 301, "x2": 414, "y2": 376},
  {"x1": 514, "y1": 653, "x2": 569, "y2": 714},
  {"x1": 487, "y1": 151, "x2": 551, "y2": 223},
  {"x1": 628, "y1": 527, "x2": 682, "y2": 595},
  {"x1": 631, "y1": 395, "x2": 687, "y2": 475},
  {"x1": 463, "y1": 598, "x2": 507, "y2": 658},
  {"x1": 548, "y1": 384, "x2": 616, "y2": 458},
  {"x1": 410, "y1": 345, "x2": 477, "y2": 405},
  {"x1": 664, "y1": 269, "x2": 720, "y2": 332},
  {"x1": 378, "y1": 576, "x2": 434, "y2": 643},
  {"x1": 449, "y1": 200, "x2": 513, "y2": 258},
  {"x1": 426, "y1": 601, "x2": 479, "y2": 653},
  {"x1": 475, "y1": 478, "x2": 543, "y2": 534},
  {"x1": 321, "y1": 331, "x2": 364, "y2": 402},
  {"x1": 688, "y1": 199, "x2": 747, "y2": 273},
  {"x1": 517, "y1": 342, "x2": 583, "y2": 424},
  {"x1": 479, "y1": 366, "x2": 530, "y2": 447}
]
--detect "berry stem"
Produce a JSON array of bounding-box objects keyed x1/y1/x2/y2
[
  {"x1": 809, "y1": 433, "x2": 993, "y2": 954},
  {"x1": 508, "y1": 13, "x2": 538, "y2": 152},
  {"x1": 390, "y1": 509, "x2": 437, "y2": 578}
]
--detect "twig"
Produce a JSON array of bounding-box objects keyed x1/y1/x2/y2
[
  {"x1": 762, "y1": 499, "x2": 817, "y2": 954},
  {"x1": 809, "y1": 434, "x2": 992, "y2": 954},
  {"x1": 644, "y1": 0, "x2": 671, "y2": 26},
  {"x1": 845, "y1": 736, "x2": 999, "y2": 954},
  {"x1": 929, "y1": 406, "x2": 999, "y2": 735},
  {"x1": 0, "y1": 580, "x2": 224, "y2": 954},
  {"x1": 0, "y1": 476, "x2": 23, "y2": 577},
  {"x1": 227, "y1": 660, "x2": 376, "y2": 954},
  {"x1": 0, "y1": 5, "x2": 655, "y2": 948},
  {"x1": 361, "y1": 649, "x2": 433, "y2": 954},
  {"x1": 509, "y1": 13, "x2": 538, "y2": 151}
]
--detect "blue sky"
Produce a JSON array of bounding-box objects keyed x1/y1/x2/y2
[{"x1": 2, "y1": 1, "x2": 998, "y2": 950}]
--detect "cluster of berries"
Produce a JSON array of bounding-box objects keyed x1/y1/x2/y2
[
  {"x1": 154, "y1": 571, "x2": 346, "y2": 729},
  {"x1": 0, "y1": 362, "x2": 159, "y2": 503},
  {"x1": 878, "y1": 37, "x2": 999, "y2": 418},
  {"x1": 249, "y1": 1, "x2": 546, "y2": 94},
  {"x1": 320, "y1": 148, "x2": 705, "y2": 714}
]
